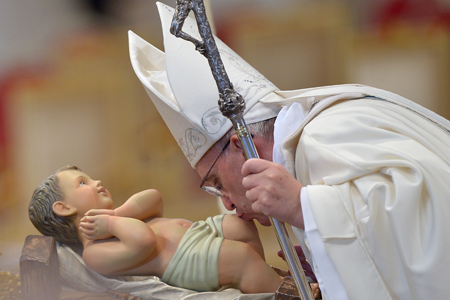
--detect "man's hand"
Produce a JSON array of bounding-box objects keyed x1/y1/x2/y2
[
  {"x1": 80, "y1": 214, "x2": 114, "y2": 241},
  {"x1": 241, "y1": 159, "x2": 304, "y2": 228}
]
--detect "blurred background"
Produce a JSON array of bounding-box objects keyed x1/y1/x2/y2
[{"x1": 1, "y1": 0, "x2": 450, "y2": 279}]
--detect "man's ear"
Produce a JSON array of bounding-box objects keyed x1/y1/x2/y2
[
  {"x1": 230, "y1": 133, "x2": 260, "y2": 154},
  {"x1": 230, "y1": 134, "x2": 242, "y2": 150},
  {"x1": 52, "y1": 201, "x2": 77, "y2": 217}
]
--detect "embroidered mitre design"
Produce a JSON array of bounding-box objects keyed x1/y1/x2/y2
[{"x1": 129, "y1": 2, "x2": 280, "y2": 167}]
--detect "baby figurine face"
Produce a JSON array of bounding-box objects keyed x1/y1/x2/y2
[{"x1": 56, "y1": 169, "x2": 114, "y2": 217}]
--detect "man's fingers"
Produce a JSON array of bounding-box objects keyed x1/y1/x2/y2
[
  {"x1": 241, "y1": 158, "x2": 269, "y2": 177},
  {"x1": 242, "y1": 173, "x2": 256, "y2": 190},
  {"x1": 250, "y1": 198, "x2": 271, "y2": 216}
]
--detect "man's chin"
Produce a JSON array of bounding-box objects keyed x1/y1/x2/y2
[
  {"x1": 239, "y1": 213, "x2": 271, "y2": 226},
  {"x1": 256, "y1": 216, "x2": 272, "y2": 226}
]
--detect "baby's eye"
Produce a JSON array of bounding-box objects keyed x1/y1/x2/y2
[{"x1": 79, "y1": 181, "x2": 85, "y2": 186}]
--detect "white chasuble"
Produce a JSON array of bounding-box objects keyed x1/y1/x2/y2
[{"x1": 272, "y1": 84, "x2": 450, "y2": 300}]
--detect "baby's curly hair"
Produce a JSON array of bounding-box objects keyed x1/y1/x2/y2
[{"x1": 29, "y1": 165, "x2": 82, "y2": 245}]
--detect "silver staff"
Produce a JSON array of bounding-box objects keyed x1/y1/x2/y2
[{"x1": 170, "y1": 1, "x2": 314, "y2": 299}]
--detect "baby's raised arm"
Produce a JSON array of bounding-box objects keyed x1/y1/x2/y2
[
  {"x1": 80, "y1": 189, "x2": 163, "y2": 275},
  {"x1": 81, "y1": 215, "x2": 157, "y2": 275},
  {"x1": 85, "y1": 189, "x2": 163, "y2": 220},
  {"x1": 114, "y1": 189, "x2": 163, "y2": 220}
]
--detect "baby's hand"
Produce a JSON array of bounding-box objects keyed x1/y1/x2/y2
[
  {"x1": 85, "y1": 209, "x2": 115, "y2": 217},
  {"x1": 79, "y1": 215, "x2": 113, "y2": 240}
]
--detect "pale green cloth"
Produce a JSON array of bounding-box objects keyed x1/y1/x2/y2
[{"x1": 162, "y1": 214, "x2": 224, "y2": 291}]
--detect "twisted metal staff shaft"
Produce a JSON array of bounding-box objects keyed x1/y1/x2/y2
[{"x1": 169, "y1": 1, "x2": 314, "y2": 299}]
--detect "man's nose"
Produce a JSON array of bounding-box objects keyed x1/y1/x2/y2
[{"x1": 221, "y1": 196, "x2": 236, "y2": 211}]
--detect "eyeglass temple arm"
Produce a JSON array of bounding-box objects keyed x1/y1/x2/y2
[{"x1": 170, "y1": 1, "x2": 314, "y2": 299}]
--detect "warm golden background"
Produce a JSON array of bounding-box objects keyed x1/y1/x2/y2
[{"x1": 1, "y1": 0, "x2": 450, "y2": 276}]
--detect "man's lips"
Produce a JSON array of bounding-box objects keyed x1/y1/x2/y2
[
  {"x1": 237, "y1": 212, "x2": 252, "y2": 221},
  {"x1": 237, "y1": 211, "x2": 271, "y2": 226}
]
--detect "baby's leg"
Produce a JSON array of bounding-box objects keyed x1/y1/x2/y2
[
  {"x1": 218, "y1": 239, "x2": 282, "y2": 294},
  {"x1": 222, "y1": 214, "x2": 265, "y2": 259}
]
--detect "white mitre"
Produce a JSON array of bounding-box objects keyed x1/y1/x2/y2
[{"x1": 129, "y1": 2, "x2": 283, "y2": 167}]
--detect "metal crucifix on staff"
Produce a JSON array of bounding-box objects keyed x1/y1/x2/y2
[{"x1": 169, "y1": 1, "x2": 315, "y2": 299}]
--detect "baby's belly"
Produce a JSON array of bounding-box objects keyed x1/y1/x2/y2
[
  {"x1": 139, "y1": 218, "x2": 194, "y2": 277},
  {"x1": 175, "y1": 218, "x2": 193, "y2": 228},
  {"x1": 148, "y1": 218, "x2": 193, "y2": 243}
]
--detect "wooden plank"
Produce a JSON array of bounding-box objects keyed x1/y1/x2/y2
[
  {"x1": 275, "y1": 276, "x2": 301, "y2": 300},
  {"x1": 20, "y1": 235, "x2": 60, "y2": 300}
]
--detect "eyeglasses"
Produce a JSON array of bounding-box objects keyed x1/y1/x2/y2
[{"x1": 199, "y1": 139, "x2": 231, "y2": 197}]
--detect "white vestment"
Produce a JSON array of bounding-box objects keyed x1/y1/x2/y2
[{"x1": 270, "y1": 84, "x2": 450, "y2": 300}]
